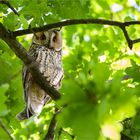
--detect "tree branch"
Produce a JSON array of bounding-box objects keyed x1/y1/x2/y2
[
  {"x1": 12, "y1": 19, "x2": 140, "y2": 49},
  {"x1": 13, "y1": 19, "x2": 123, "y2": 36},
  {"x1": 0, "y1": 0, "x2": 19, "y2": 16},
  {"x1": 0, "y1": 23, "x2": 60, "y2": 100},
  {"x1": 124, "y1": 21, "x2": 140, "y2": 26},
  {"x1": 120, "y1": 26, "x2": 133, "y2": 49},
  {"x1": 133, "y1": 38, "x2": 140, "y2": 44}
]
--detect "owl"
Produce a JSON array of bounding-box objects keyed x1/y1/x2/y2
[{"x1": 17, "y1": 29, "x2": 63, "y2": 120}]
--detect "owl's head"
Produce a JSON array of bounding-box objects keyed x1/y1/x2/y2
[{"x1": 32, "y1": 29, "x2": 62, "y2": 51}]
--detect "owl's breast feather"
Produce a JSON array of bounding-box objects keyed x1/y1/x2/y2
[{"x1": 33, "y1": 45, "x2": 63, "y2": 88}]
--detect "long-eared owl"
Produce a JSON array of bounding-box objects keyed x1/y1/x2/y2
[{"x1": 17, "y1": 29, "x2": 63, "y2": 120}]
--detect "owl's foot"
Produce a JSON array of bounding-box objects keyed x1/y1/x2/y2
[{"x1": 16, "y1": 108, "x2": 32, "y2": 120}]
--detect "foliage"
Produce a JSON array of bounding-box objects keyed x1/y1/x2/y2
[{"x1": 1, "y1": 0, "x2": 140, "y2": 140}]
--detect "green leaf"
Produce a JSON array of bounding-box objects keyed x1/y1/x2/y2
[
  {"x1": 3, "y1": 13, "x2": 20, "y2": 30},
  {"x1": 125, "y1": 60, "x2": 140, "y2": 82},
  {"x1": 0, "y1": 39, "x2": 13, "y2": 55},
  {"x1": 93, "y1": 62, "x2": 110, "y2": 92},
  {"x1": 0, "y1": 84, "x2": 9, "y2": 116},
  {"x1": 19, "y1": 15, "x2": 29, "y2": 29}
]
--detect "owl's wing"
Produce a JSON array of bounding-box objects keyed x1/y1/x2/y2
[
  {"x1": 22, "y1": 44, "x2": 38, "y2": 103},
  {"x1": 18, "y1": 53, "x2": 51, "y2": 120},
  {"x1": 16, "y1": 66, "x2": 33, "y2": 120},
  {"x1": 22, "y1": 66, "x2": 31, "y2": 103}
]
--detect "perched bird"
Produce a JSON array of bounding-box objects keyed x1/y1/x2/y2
[{"x1": 17, "y1": 29, "x2": 63, "y2": 120}]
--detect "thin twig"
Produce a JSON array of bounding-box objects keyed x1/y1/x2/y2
[
  {"x1": 0, "y1": 119, "x2": 14, "y2": 140},
  {"x1": 0, "y1": 0, "x2": 19, "y2": 16},
  {"x1": 124, "y1": 21, "x2": 140, "y2": 26},
  {"x1": 120, "y1": 26, "x2": 133, "y2": 49},
  {"x1": 133, "y1": 38, "x2": 140, "y2": 44}
]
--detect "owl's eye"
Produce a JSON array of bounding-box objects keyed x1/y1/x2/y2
[{"x1": 53, "y1": 35, "x2": 57, "y2": 42}]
